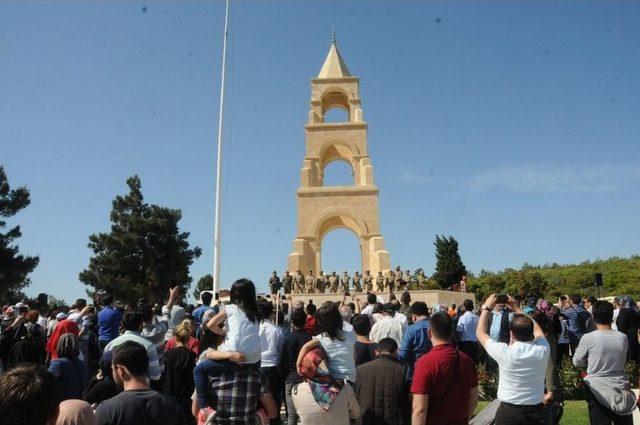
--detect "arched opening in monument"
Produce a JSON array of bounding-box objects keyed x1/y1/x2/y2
[
  {"x1": 320, "y1": 228, "x2": 362, "y2": 277},
  {"x1": 324, "y1": 108, "x2": 349, "y2": 122},
  {"x1": 321, "y1": 91, "x2": 350, "y2": 123},
  {"x1": 322, "y1": 159, "x2": 354, "y2": 186}
]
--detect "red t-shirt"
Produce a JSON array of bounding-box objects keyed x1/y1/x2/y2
[
  {"x1": 165, "y1": 336, "x2": 200, "y2": 356},
  {"x1": 411, "y1": 343, "x2": 478, "y2": 425},
  {"x1": 304, "y1": 316, "x2": 318, "y2": 335}
]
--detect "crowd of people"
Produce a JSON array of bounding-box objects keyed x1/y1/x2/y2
[{"x1": 0, "y1": 280, "x2": 639, "y2": 425}]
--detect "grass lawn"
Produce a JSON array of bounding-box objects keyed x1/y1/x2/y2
[{"x1": 474, "y1": 400, "x2": 588, "y2": 424}]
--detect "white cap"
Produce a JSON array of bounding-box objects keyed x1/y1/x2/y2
[
  {"x1": 14, "y1": 302, "x2": 28, "y2": 309},
  {"x1": 56, "y1": 312, "x2": 67, "y2": 320}
]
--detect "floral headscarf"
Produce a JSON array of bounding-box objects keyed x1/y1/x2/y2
[{"x1": 297, "y1": 347, "x2": 344, "y2": 411}]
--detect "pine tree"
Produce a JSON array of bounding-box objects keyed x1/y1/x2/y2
[
  {"x1": 0, "y1": 166, "x2": 39, "y2": 302},
  {"x1": 79, "y1": 176, "x2": 201, "y2": 304},
  {"x1": 193, "y1": 274, "x2": 213, "y2": 301},
  {"x1": 432, "y1": 234, "x2": 467, "y2": 290}
]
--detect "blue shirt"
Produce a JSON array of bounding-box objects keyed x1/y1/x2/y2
[
  {"x1": 564, "y1": 305, "x2": 591, "y2": 344},
  {"x1": 48, "y1": 357, "x2": 88, "y2": 400},
  {"x1": 398, "y1": 318, "x2": 432, "y2": 378},
  {"x1": 192, "y1": 304, "x2": 218, "y2": 328},
  {"x1": 98, "y1": 306, "x2": 123, "y2": 342},
  {"x1": 489, "y1": 311, "x2": 513, "y2": 341},
  {"x1": 456, "y1": 311, "x2": 479, "y2": 342}
]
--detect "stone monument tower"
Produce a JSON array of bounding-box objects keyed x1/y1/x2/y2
[{"x1": 288, "y1": 36, "x2": 391, "y2": 277}]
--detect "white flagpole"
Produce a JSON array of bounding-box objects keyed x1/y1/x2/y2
[{"x1": 213, "y1": 0, "x2": 230, "y2": 294}]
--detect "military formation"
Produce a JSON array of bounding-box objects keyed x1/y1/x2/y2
[{"x1": 268, "y1": 266, "x2": 429, "y2": 295}]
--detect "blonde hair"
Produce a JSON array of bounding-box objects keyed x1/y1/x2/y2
[{"x1": 174, "y1": 319, "x2": 192, "y2": 345}]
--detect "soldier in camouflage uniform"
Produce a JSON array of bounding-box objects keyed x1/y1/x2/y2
[
  {"x1": 402, "y1": 269, "x2": 412, "y2": 290},
  {"x1": 328, "y1": 271, "x2": 339, "y2": 293},
  {"x1": 352, "y1": 271, "x2": 363, "y2": 292},
  {"x1": 315, "y1": 270, "x2": 326, "y2": 293},
  {"x1": 340, "y1": 271, "x2": 351, "y2": 293},
  {"x1": 363, "y1": 271, "x2": 373, "y2": 292},
  {"x1": 375, "y1": 271, "x2": 385, "y2": 292},
  {"x1": 282, "y1": 271, "x2": 293, "y2": 294},
  {"x1": 416, "y1": 269, "x2": 428, "y2": 289},
  {"x1": 268, "y1": 271, "x2": 282, "y2": 295},
  {"x1": 386, "y1": 270, "x2": 396, "y2": 291},
  {"x1": 394, "y1": 266, "x2": 403, "y2": 290},
  {"x1": 305, "y1": 270, "x2": 316, "y2": 294},
  {"x1": 293, "y1": 270, "x2": 305, "y2": 294}
]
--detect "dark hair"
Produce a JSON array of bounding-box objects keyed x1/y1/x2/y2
[
  {"x1": 75, "y1": 298, "x2": 87, "y2": 309},
  {"x1": 530, "y1": 310, "x2": 550, "y2": 335},
  {"x1": 410, "y1": 301, "x2": 428, "y2": 317},
  {"x1": 229, "y1": 279, "x2": 261, "y2": 323},
  {"x1": 316, "y1": 302, "x2": 343, "y2": 340},
  {"x1": 291, "y1": 309, "x2": 307, "y2": 329},
  {"x1": 400, "y1": 292, "x2": 411, "y2": 305},
  {"x1": 199, "y1": 328, "x2": 224, "y2": 353},
  {"x1": 592, "y1": 300, "x2": 613, "y2": 325},
  {"x1": 463, "y1": 299, "x2": 474, "y2": 312},
  {"x1": 112, "y1": 340, "x2": 148, "y2": 377},
  {"x1": 376, "y1": 337, "x2": 398, "y2": 354},
  {"x1": 305, "y1": 303, "x2": 317, "y2": 316},
  {"x1": 510, "y1": 314, "x2": 535, "y2": 342},
  {"x1": 586, "y1": 296, "x2": 597, "y2": 305},
  {"x1": 383, "y1": 303, "x2": 396, "y2": 315},
  {"x1": 258, "y1": 300, "x2": 274, "y2": 320},
  {"x1": 102, "y1": 294, "x2": 114, "y2": 306},
  {"x1": 569, "y1": 294, "x2": 582, "y2": 306},
  {"x1": 139, "y1": 304, "x2": 153, "y2": 322},
  {"x1": 122, "y1": 311, "x2": 143, "y2": 331},
  {"x1": 560, "y1": 295, "x2": 567, "y2": 302},
  {"x1": 352, "y1": 314, "x2": 372, "y2": 336},
  {"x1": 372, "y1": 303, "x2": 383, "y2": 315},
  {"x1": 201, "y1": 292, "x2": 213, "y2": 306},
  {"x1": 429, "y1": 312, "x2": 454, "y2": 341},
  {"x1": 347, "y1": 302, "x2": 356, "y2": 313},
  {"x1": 0, "y1": 364, "x2": 62, "y2": 425},
  {"x1": 367, "y1": 294, "x2": 377, "y2": 304}
]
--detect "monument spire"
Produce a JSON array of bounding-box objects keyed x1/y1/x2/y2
[{"x1": 317, "y1": 27, "x2": 351, "y2": 79}]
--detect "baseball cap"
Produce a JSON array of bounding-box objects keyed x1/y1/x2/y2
[{"x1": 56, "y1": 312, "x2": 68, "y2": 320}]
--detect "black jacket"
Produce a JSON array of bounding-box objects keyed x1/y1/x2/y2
[{"x1": 354, "y1": 354, "x2": 410, "y2": 425}]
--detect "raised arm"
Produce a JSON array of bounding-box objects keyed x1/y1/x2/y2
[
  {"x1": 476, "y1": 294, "x2": 496, "y2": 348},
  {"x1": 205, "y1": 309, "x2": 228, "y2": 335}
]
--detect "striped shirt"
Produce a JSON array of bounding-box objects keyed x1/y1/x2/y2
[{"x1": 103, "y1": 330, "x2": 162, "y2": 381}]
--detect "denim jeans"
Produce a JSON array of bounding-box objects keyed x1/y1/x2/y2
[
  {"x1": 284, "y1": 382, "x2": 299, "y2": 425},
  {"x1": 193, "y1": 359, "x2": 239, "y2": 408}
]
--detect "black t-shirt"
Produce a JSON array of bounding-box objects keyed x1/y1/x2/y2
[
  {"x1": 163, "y1": 346, "x2": 196, "y2": 400},
  {"x1": 355, "y1": 341, "x2": 377, "y2": 366},
  {"x1": 279, "y1": 329, "x2": 312, "y2": 383},
  {"x1": 83, "y1": 377, "x2": 119, "y2": 407},
  {"x1": 95, "y1": 388, "x2": 187, "y2": 425}
]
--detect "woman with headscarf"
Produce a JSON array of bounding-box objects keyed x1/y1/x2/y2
[
  {"x1": 46, "y1": 319, "x2": 80, "y2": 360},
  {"x1": 7, "y1": 322, "x2": 47, "y2": 368},
  {"x1": 82, "y1": 350, "x2": 118, "y2": 407},
  {"x1": 48, "y1": 333, "x2": 89, "y2": 400},
  {"x1": 292, "y1": 347, "x2": 360, "y2": 425},
  {"x1": 56, "y1": 399, "x2": 98, "y2": 425}
]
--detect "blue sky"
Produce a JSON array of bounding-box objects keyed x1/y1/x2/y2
[{"x1": 1, "y1": 1, "x2": 639, "y2": 303}]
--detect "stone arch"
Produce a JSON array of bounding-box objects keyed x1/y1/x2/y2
[
  {"x1": 320, "y1": 88, "x2": 350, "y2": 114},
  {"x1": 313, "y1": 211, "x2": 367, "y2": 274},
  {"x1": 321, "y1": 158, "x2": 354, "y2": 186}
]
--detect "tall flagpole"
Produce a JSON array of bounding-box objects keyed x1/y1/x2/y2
[{"x1": 213, "y1": 0, "x2": 230, "y2": 294}]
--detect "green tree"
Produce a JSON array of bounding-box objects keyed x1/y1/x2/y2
[
  {"x1": 193, "y1": 274, "x2": 213, "y2": 301},
  {"x1": 432, "y1": 235, "x2": 467, "y2": 290},
  {"x1": 0, "y1": 166, "x2": 39, "y2": 303},
  {"x1": 79, "y1": 176, "x2": 201, "y2": 304},
  {"x1": 504, "y1": 270, "x2": 549, "y2": 299}
]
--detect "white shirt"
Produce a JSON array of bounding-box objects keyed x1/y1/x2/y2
[
  {"x1": 486, "y1": 338, "x2": 550, "y2": 405},
  {"x1": 370, "y1": 315, "x2": 404, "y2": 347},
  {"x1": 342, "y1": 320, "x2": 353, "y2": 333},
  {"x1": 394, "y1": 312, "x2": 408, "y2": 332},
  {"x1": 313, "y1": 330, "x2": 356, "y2": 382},
  {"x1": 456, "y1": 311, "x2": 479, "y2": 342},
  {"x1": 360, "y1": 304, "x2": 374, "y2": 316},
  {"x1": 259, "y1": 319, "x2": 283, "y2": 368},
  {"x1": 218, "y1": 304, "x2": 261, "y2": 364}
]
